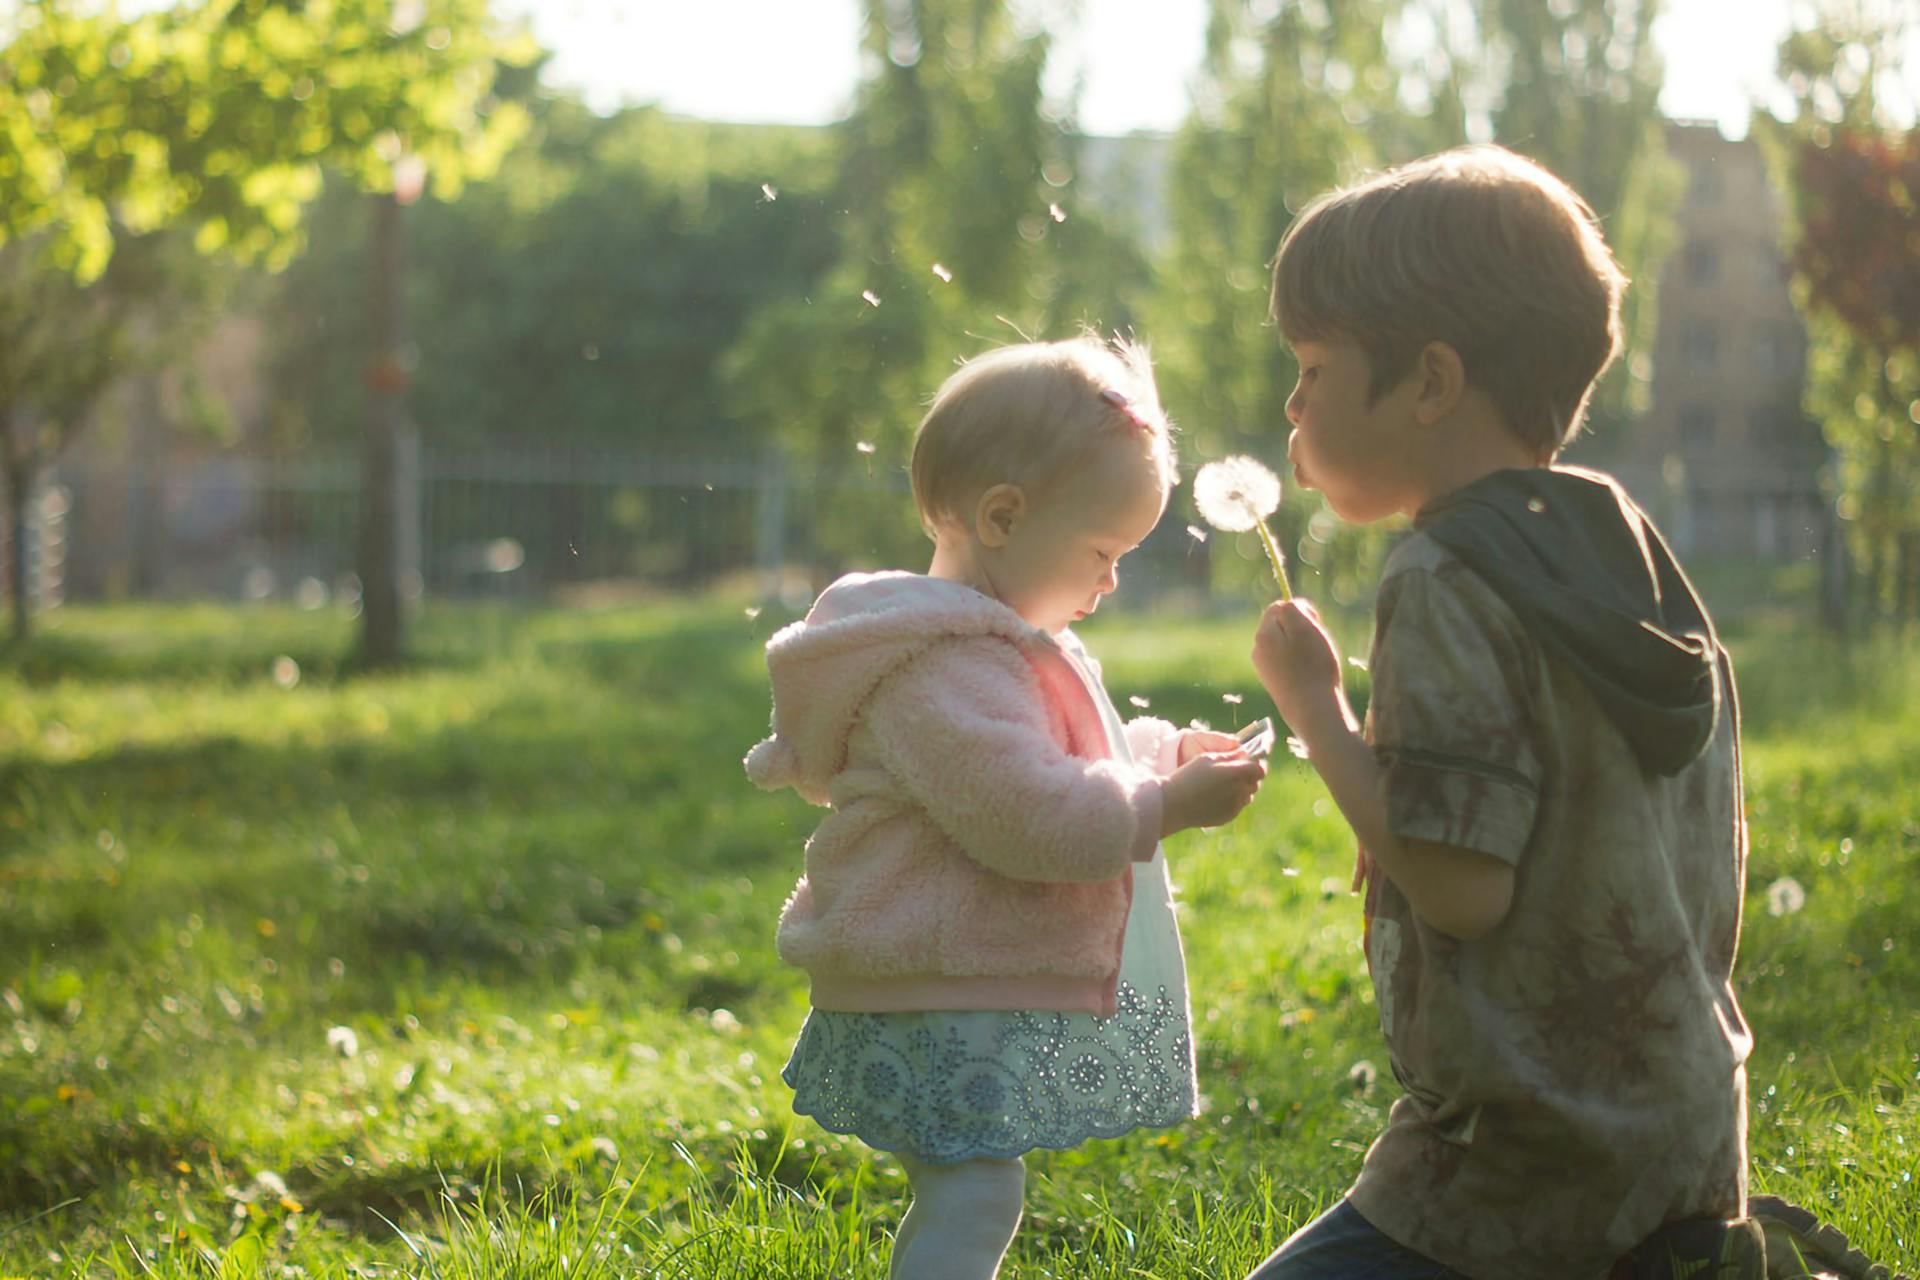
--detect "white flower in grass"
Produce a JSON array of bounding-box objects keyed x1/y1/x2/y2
[
  {"x1": 1766, "y1": 876, "x2": 1806, "y2": 917},
  {"x1": 326, "y1": 1025, "x2": 359, "y2": 1058},
  {"x1": 1194, "y1": 456, "x2": 1281, "y2": 533}
]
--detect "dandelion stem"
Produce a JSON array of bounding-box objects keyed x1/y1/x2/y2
[{"x1": 1254, "y1": 519, "x2": 1293, "y2": 601}]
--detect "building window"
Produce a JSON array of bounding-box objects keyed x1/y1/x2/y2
[
  {"x1": 1684, "y1": 243, "x2": 1720, "y2": 285},
  {"x1": 1683, "y1": 325, "x2": 1718, "y2": 371},
  {"x1": 1681, "y1": 407, "x2": 1715, "y2": 450},
  {"x1": 1688, "y1": 164, "x2": 1723, "y2": 205}
]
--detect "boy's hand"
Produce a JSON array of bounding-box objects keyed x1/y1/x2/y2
[
  {"x1": 1161, "y1": 751, "x2": 1266, "y2": 836},
  {"x1": 1252, "y1": 598, "x2": 1346, "y2": 733},
  {"x1": 1177, "y1": 729, "x2": 1244, "y2": 766}
]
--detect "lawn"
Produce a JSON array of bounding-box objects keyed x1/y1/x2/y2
[{"x1": 0, "y1": 593, "x2": 1914, "y2": 1277}]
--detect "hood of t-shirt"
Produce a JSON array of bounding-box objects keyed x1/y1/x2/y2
[
  {"x1": 743, "y1": 571, "x2": 1064, "y2": 804},
  {"x1": 1414, "y1": 466, "x2": 1723, "y2": 776}
]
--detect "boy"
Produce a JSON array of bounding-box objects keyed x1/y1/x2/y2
[{"x1": 1245, "y1": 146, "x2": 1759, "y2": 1280}]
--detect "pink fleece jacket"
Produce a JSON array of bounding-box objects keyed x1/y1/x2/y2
[{"x1": 745, "y1": 572, "x2": 1189, "y2": 1017}]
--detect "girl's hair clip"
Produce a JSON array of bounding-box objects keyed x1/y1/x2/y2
[{"x1": 1100, "y1": 387, "x2": 1154, "y2": 433}]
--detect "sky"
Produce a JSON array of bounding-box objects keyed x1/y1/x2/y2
[{"x1": 499, "y1": 0, "x2": 1845, "y2": 140}]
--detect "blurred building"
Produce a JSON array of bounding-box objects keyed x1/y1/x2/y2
[{"x1": 1623, "y1": 120, "x2": 1832, "y2": 560}]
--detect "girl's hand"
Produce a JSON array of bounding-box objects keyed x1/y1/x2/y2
[
  {"x1": 1161, "y1": 751, "x2": 1266, "y2": 836},
  {"x1": 1177, "y1": 728, "x2": 1244, "y2": 766},
  {"x1": 1252, "y1": 598, "x2": 1345, "y2": 734}
]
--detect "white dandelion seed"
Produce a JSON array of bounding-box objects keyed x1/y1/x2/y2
[
  {"x1": 931, "y1": 262, "x2": 953, "y2": 282},
  {"x1": 1286, "y1": 736, "x2": 1310, "y2": 759},
  {"x1": 1195, "y1": 456, "x2": 1293, "y2": 598},
  {"x1": 744, "y1": 606, "x2": 762, "y2": 621},
  {"x1": 1766, "y1": 876, "x2": 1806, "y2": 917},
  {"x1": 1194, "y1": 456, "x2": 1281, "y2": 533},
  {"x1": 1128, "y1": 695, "x2": 1150, "y2": 709},
  {"x1": 760, "y1": 182, "x2": 778, "y2": 202},
  {"x1": 1347, "y1": 656, "x2": 1369, "y2": 672},
  {"x1": 1048, "y1": 202, "x2": 1067, "y2": 223},
  {"x1": 1186, "y1": 524, "x2": 1208, "y2": 543},
  {"x1": 1222, "y1": 693, "x2": 1243, "y2": 705},
  {"x1": 855, "y1": 441, "x2": 876, "y2": 455},
  {"x1": 861, "y1": 289, "x2": 881, "y2": 307}
]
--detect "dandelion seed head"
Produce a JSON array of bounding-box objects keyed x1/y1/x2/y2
[
  {"x1": 1349, "y1": 1060, "x2": 1379, "y2": 1091},
  {"x1": 271, "y1": 656, "x2": 300, "y2": 689},
  {"x1": 326, "y1": 1025, "x2": 359, "y2": 1058},
  {"x1": 1194, "y1": 456, "x2": 1282, "y2": 532}
]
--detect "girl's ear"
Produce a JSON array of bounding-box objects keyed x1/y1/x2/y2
[
  {"x1": 1413, "y1": 341, "x2": 1467, "y2": 426},
  {"x1": 975, "y1": 483, "x2": 1026, "y2": 547}
]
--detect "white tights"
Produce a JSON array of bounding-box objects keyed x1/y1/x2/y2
[{"x1": 888, "y1": 1154, "x2": 1026, "y2": 1280}]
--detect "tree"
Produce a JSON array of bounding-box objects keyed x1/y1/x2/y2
[
  {"x1": 1763, "y1": 1, "x2": 1920, "y2": 627},
  {"x1": 1147, "y1": 0, "x2": 1415, "y2": 604},
  {"x1": 0, "y1": 0, "x2": 532, "y2": 649},
  {"x1": 724, "y1": 0, "x2": 1147, "y2": 582}
]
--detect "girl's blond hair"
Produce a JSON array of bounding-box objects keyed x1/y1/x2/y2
[{"x1": 910, "y1": 335, "x2": 1178, "y2": 536}]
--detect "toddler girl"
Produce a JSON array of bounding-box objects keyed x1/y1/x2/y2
[{"x1": 746, "y1": 335, "x2": 1266, "y2": 1279}]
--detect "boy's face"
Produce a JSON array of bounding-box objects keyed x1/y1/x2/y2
[
  {"x1": 985, "y1": 444, "x2": 1168, "y2": 635},
  {"x1": 1284, "y1": 337, "x2": 1424, "y2": 524}
]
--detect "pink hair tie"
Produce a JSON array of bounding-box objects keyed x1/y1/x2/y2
[{"x1": 1100, "y1": 387, "x2": 1154, "y2": 434}]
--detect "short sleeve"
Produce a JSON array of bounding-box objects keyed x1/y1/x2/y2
[{"x1": 1368, "y1": 565, "x2": 1543, "y2": 865}]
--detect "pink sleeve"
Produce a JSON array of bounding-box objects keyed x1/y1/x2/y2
[
  {"x1": 863, "y1": 639, "x2": 1163, "y2": 883},
  {"x1": 1122, "y1": 716, "x2": 1185, "y2": 777}
]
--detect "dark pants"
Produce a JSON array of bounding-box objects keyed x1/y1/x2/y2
[{"x1": 1246, "y1": 1199, "x2": 1471, "y2": 1280}]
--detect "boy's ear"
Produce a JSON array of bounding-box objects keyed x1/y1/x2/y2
[
  {"x1": 1412, "y1": 341, "x2": 1468, "y2": 426},
  {"x1": 975, "y1": 484, "x2": 1027, "y2": 547}
]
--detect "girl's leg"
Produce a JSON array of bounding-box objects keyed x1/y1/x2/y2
[{"x1": 890, "y1": 1153, "x2": 1026, "y2": 1280}]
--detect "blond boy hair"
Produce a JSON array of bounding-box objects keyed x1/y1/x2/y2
[
  {"x1": 1271, "y1": 145, "x2": 1628, "y2": 459},
  {"x1": 910, "y1": 335, "x2": 1179, "y2": 536}
]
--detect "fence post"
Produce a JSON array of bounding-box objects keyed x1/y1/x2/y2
[{"x1": 756, "y1": 449, "x2": 787, "y2": 603}]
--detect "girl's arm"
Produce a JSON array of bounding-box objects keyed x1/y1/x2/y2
[{"x1": 862, "y1": 638, "x2": 1164, "y2": 883}]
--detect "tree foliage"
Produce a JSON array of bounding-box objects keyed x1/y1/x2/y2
[
  {"x1": 260, "y1": 101, "x2": 841, "y2": 454},
  {"x1": 0, "y1": 0, "x2": 533, "y2": 282},
  {"x1": 722, "y1": 0, "x2": 1157, "y2": 576},
  {"x1": 0, "y1": 0, "x2": 533, "y2": 641},
  {"x1": 1765, "y1": 1, "x2": 1920, "y2": 624}
]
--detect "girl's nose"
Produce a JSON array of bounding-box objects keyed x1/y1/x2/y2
[{"x1": 1285, "y1": 383, "x2": 1304, "y2": 427}]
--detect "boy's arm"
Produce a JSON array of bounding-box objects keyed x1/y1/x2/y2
[
  {"x1": 1253, "y1": 591, "x2": 1531, "y2": 942},
  {"x1": 1278, "y1": 680, "x2": 1515, "y2": 941}
]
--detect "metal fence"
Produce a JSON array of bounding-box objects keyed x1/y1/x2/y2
[{"x1": 49, "y1": 443, "x2": 1217, "y2": 613}]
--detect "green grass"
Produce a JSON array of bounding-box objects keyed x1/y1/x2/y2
[{"x1": 0, "y1": 595, "x2": 1914, "y2": 1277}]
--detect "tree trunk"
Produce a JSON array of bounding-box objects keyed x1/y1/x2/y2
[
  {"x1": 4, "y1": 455, "x2": 31, "y2": 644},
  {"x1": 358, "y1": 191, "x2": 414, "y2": 668}
]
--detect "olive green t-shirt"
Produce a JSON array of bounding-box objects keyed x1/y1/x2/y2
[{"x1": 1347, "y1": 533, "x2": 1751, "y2": 1280}]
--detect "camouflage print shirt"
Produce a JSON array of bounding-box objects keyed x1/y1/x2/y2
[{"x1": 1346, "y1": 532, "x2": 1752, "y2": 1280}]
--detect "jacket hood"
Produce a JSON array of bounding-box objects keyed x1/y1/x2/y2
[
  {"x1": 744, "y1": 572, "x2": 1060, "y2": 803},
  {"x1": 1415, "y1": 466, "x2": 1724, "y2": 776}
]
